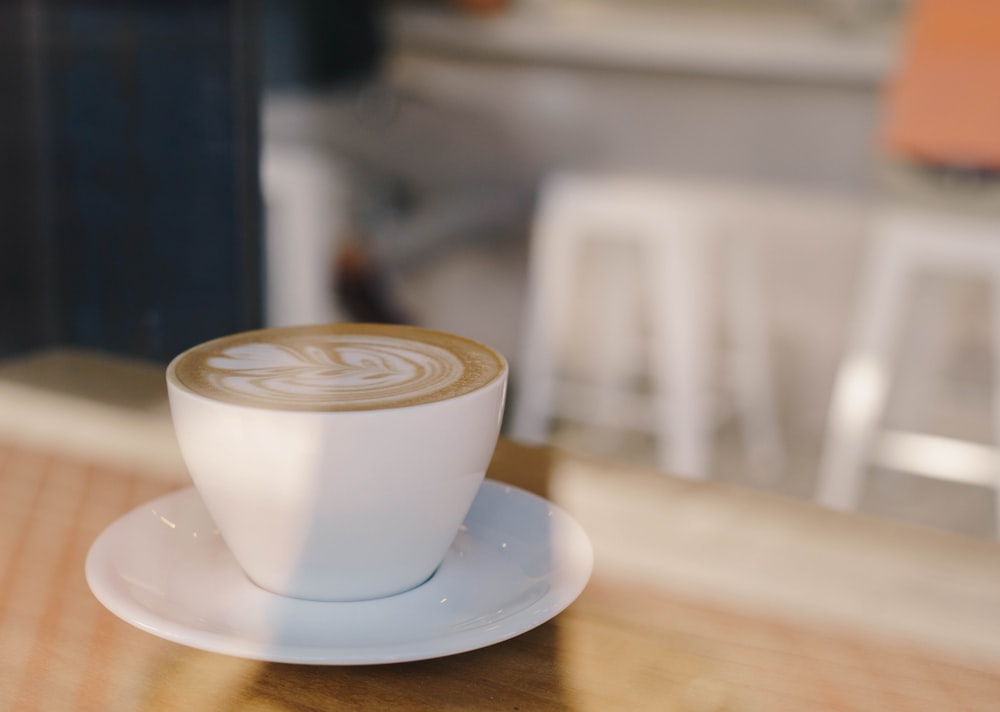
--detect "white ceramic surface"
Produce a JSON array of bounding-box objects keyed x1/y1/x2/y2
[
  {"x1": 85, "y1": 480, "x2": 593, "y2": 665},
  {"x1": 166, "y1": 324, "x2": 508, "y2": 601}
]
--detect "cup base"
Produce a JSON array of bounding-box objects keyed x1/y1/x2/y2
[{"x1": 244, "y1": 566, "x2": 441, "y2": 603}]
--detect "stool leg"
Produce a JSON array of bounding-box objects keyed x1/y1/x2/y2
[
  {"x1": 585, "y1": 237, "x2": 642, "y2": 452},
  {"x1": 724, "y1": 233, "x2": 785, "y2": 479},
  {"x1": 648, "y1": 222, "x2": 713, "y2": 479},
  {"x1": 816, "y1": 227, "x2": 911, "y2": 510},
  {"x1": 510, "y1": 202, "x2": 576, "y2": 444},
  {"x1": 989, "y1": 271, "x2": 1000, "y2": 539},
  {"x1": 262, "y1": 146, "x2": 348, "y2": 326}
]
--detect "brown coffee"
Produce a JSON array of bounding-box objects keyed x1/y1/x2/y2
[{"x1": 171, "y1": 323, "x2": 506, "y2": 412}]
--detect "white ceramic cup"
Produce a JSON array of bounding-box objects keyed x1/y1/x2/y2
[{"x1": 166, "y1": 323, "x2": 508, "y2": 601}]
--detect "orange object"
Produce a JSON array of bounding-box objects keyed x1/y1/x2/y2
[{"x1": 883, "y1": 0, "x2": 1000, "y2": 168}]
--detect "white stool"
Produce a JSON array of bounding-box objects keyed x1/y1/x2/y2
[
  {"x1": 261, "y1": 142, "x2": 349, "y2": 327},
  {"x1": 510, "y1": 173, "x2": 784, "y2": 479},
  {"x1": 816, "y1": 206, "x2": 1000, "y2": 536}
]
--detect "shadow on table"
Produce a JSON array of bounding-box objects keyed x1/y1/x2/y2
[{"x1": 260, "y1": 623, "x2": 566, "y2": 710}]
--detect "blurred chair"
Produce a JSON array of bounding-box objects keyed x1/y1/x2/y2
[
  {"x1": 510, "y1": 173, "x2": 784, "y2": 479},
  {"x1": 816, "y1": 0, "x2": 1000, "y2": 534}
]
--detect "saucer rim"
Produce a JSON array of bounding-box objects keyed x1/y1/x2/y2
[{"x1": 85, "y1": 479, "x2": 594, "y2": 665}]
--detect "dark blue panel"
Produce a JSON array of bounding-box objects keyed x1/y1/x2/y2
[{"x1": 8, "y1": 0, "x2": 261, "y2": 362}]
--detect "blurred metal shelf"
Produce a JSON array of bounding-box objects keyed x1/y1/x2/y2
[{"x1": 391, "y1": 1, "x2": 900, "y2": 85}]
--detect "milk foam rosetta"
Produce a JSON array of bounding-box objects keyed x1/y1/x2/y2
[{"x1": 172, "y1": 324, "x2": 505, "y2": 411}]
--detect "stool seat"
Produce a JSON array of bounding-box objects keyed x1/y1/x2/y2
[{"x1": 510, "y1": 173, "x2": 784, "y2": 479}]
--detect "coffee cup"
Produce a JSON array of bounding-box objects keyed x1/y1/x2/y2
[{"x1": 165, "y1": 322, "x2": 508, "y2": 601}]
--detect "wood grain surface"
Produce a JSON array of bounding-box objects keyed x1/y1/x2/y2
[{"x1": 3, "y1": 438, "x2": 1000, "y2": 711}]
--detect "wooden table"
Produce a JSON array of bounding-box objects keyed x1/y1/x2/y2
[{"x1": 3, "y1": 436, "x2": 1000, "y2": 711}]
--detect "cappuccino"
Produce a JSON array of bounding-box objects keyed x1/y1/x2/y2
[
  {"x1": 171, "y1": 322, "x2": 505, "y2": 412},
  {"x1": 166, "y1": 322, "x2": 509, "y2": 600}
]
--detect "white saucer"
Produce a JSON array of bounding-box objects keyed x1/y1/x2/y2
[{"x1": 85, "y1": 480, "x2": 593, "y2": 665}]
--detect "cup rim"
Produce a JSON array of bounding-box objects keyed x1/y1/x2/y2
[{"x1": 165, "y1": 322, "x2": 509, "y2": 415}]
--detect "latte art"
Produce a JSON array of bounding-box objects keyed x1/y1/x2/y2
[
  {"x1": 171, "y1": 324, "x2": 506, "y2": 411},
  {"x1": 204, "y1": 337, "x2": 463, "y2": 408}
]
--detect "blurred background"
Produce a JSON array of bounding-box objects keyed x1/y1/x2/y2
[{"x1": 3, "y1": 0, "x2": 1000, "y2": 538}]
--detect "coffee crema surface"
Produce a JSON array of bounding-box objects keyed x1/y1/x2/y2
[{"x1": 172, "y1": 323, "x2": 506, "y2": 411}]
